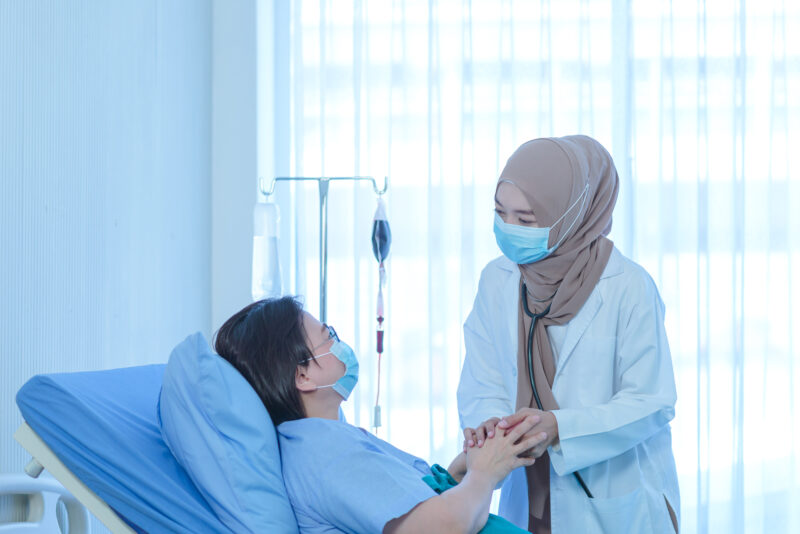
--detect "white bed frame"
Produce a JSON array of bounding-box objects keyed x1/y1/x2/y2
[{"x1": 13, "y1": 422, "x2": 136, "y2": 534}]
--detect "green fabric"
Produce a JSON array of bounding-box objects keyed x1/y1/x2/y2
[
  {"x1": 421, "y1": 464, "x2": 460, "y2": 493},
  {"x1": 423, "y1": 465, "x2": 528, "y2": 533},
  {"x1": 481, "y1": 514, "x2": 530, "y2": 533}
]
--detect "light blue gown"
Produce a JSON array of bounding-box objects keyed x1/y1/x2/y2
[{"x1": 278, "y1": 418, "x2": 437, "y2": 533}]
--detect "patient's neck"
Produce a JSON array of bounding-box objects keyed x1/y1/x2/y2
[{"x1": 302, "y1": 394, "x2": 341, "y2": 421}]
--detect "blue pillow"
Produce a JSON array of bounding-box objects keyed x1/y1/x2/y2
[{"x1": 159, "y1": 332, "x2": 299, "y2": 534}]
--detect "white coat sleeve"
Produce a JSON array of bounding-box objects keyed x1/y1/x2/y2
[
  {"x1": 549, "y1": 273, "x2": 677, "y2": 476},
  {"x1": 457, "y1": 267, "x2": 515, "y2": 431}
]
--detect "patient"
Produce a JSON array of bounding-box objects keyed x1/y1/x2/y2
[{"x1": 213, "y1": 297, "x2": 546, "y2": 534}]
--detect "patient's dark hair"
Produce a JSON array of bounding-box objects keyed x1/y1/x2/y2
[{"x1": 213, "y1": 296, "x2": 312, "y2": 426}]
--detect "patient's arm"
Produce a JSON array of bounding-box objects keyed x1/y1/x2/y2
[
  {"x1": 383, "y1": 470, "x2": 495, "y2": 534},
  {"x1": 446, "y1": 451, "x2": 467, "y2": 483},
  {"x1": 384, "y1": 415, "x2": 544, "y2": 534}
]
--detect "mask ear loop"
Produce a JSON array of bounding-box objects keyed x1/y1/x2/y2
[
  {"x1": 304, "y1": 351, "x2": 332, "y2": 363},
  {"x1": 549, "y1": 182, "x2": 590, "y2": 250}
]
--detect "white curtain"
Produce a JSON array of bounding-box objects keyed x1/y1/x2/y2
[{"x1": 268, "y1": 1, "x2": 800, "y2": 532}]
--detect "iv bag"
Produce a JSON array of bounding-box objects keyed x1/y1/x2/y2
[
  {"x1": 252, "y1": 201, "x2": 282, "y2": 301},
  {"x1": 371, "y1": 198, "x2": 391, "y2": 263}
]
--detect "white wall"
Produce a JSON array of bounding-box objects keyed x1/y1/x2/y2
[
  {"x1": 211, "y1": 0, "x2": 261, "y2": 330},
  {"x1": 0, "y1": 0, "x2": 271, "y2": 526},
  {"x1": 0, "y1": 0, "x2": 212, "y2": 527}
]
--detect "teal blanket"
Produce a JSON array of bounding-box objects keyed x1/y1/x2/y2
[{"x1": 422, "y1": 465, "x2": 527, "y2": 533}]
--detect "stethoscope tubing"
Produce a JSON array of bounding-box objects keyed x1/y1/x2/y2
[{"x1": 522, "y1": 283, "x2": 593, "y2": 499}]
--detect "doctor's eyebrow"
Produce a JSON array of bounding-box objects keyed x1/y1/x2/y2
[{"x1": 494, "y1": 197, "x2": 535, "y2": 215}]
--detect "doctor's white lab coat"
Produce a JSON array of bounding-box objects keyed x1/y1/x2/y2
[{"x1": 457, "y1": 248, "x2": 680, "y2": 534}]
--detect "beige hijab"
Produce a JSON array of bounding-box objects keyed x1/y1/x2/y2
[{"x1": 498, "y1": 135, "x2": 619, "y2": 532}]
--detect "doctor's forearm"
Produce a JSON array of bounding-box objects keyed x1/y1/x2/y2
[{"x1": 550, "y1": 403, "x2": 672, "y2": 474}]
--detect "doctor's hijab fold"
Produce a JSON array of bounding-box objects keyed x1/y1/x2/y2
[{"x1": 499, "y1": 135, "x2": 619, "y2": 532}]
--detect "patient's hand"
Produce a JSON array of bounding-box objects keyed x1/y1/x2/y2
[
  {"x1": 497, "y1": 409, "x2": 559, "y2": 458},
  {"x1": 465, "y1": 415, "x2": 546, "y2": 486},
  {"x1": 463, "y1": 413, "x2": 542, "y2": 451},
  {"x1": 463, "y1": 417, "x2": 499, "y2": 451},
  {"x1": 446, "y1": 451, "x2": 468, "y2": 483}
]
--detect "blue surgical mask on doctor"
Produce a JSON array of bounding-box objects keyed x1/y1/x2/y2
[
  {"x1": 304, "y1": 325, "x2": 359, "y2": 400},
  {"x1": 493, "y1": 181, "x2": 590, "y2": 264}
]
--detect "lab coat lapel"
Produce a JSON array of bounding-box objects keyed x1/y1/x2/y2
[
  {"x1": 554, "y1": 289, "x2": 602, "y2": 377},
  {"x1": 503, "y1": 265, "x2": 521, "y2": 358}
]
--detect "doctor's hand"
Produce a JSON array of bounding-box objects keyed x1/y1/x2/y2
[
  {"x1": 465, "y1": 415, "x2": 545, "y2": 485},
  {"x1": 497, "y1": 409, "x2": 559, "y2": 459}
]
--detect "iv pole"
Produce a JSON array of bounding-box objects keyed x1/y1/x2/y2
[{"x1": 259, "y1": 176, "x2": 389, "y2": 323}]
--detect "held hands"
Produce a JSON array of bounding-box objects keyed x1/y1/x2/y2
[
  {"x1": 463, "y1": 417, "x2": 500, "y2": 451},
  {"x1": 464, "y1": 415, "x2": 546, "y2": 486},
  {"x1": 498, "y1": 409, "x2": 559, "y2": 458},
  {"x1": 463, "y1": 416, "x2": 537, "y2": 451},
  {"x1": 464, "y1": 409, "x2": 559, "y2": 459}
]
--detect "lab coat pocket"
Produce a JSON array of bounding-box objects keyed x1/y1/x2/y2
[{"x1": 585, "y1": 487, "x2": 650, "y2": 534}]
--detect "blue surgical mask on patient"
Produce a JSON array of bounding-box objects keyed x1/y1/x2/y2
[
  {"x1": 493, "y1": 182, "x2": 589, "y2": 264},
  {"x1": 305, "y1": 340, "x2": 360, "y2": 400}
]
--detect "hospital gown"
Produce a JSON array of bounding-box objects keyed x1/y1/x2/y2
[{"x1": 278, "y1": 417, "x2": 437, "y2": 533}]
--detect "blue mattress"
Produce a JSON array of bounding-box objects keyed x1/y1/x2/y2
[{"x1": 16, "y1": 364, "x2": 230, "y2": 533}]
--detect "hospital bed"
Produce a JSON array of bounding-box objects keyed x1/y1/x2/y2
[
  {"x1": 14, "y1": 364, "x2": 230, "y2": 533},
  {"x1": 14, "y1": 331, "x2": 315, "y2": 533},
  {"x1": 0, "y1": 472, "x2": 90, "y2": 533}
]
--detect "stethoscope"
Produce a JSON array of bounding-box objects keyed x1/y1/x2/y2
[{"x1": 521, "y1": 282, "x2": 594, "y2": 499}]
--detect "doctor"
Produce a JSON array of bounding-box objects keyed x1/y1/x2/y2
[{"x1": 457, "y1": 135, "x2": 680, "y2": 534}]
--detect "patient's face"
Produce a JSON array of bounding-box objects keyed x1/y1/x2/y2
[{"x1": 301, "y1": 312, "x2": 346, "y2": 389}]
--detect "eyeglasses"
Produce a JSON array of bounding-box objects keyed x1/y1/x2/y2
[
  {"x1": 326, "y1": 325, "x2": 339, "y2": 343},
  {"x1": 311, "y1": 324, "x2": 339, "y2": 352}
]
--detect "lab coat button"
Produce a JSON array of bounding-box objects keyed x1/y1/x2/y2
[{"x1": 512, "y1": 368, "x2": 517, "y2": 377}]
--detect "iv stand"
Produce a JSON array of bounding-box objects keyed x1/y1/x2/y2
[{"x1": 259, "y1": 176, "x2": 389, "y2": 323}]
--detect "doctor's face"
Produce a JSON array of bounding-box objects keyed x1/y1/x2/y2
[{"x1": 495, "y1": 181, "x2": 540, "y2": 227}]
